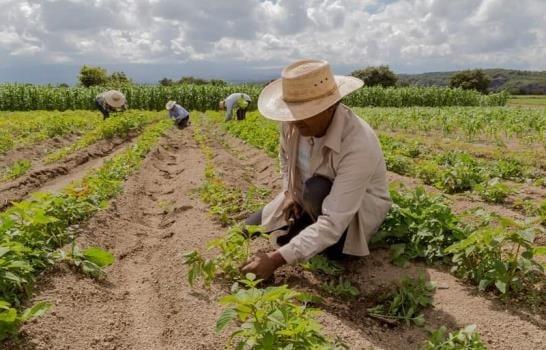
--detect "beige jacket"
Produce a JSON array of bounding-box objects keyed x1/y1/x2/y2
[{"x1": 261, "y1": 104, "x2": 392, "y2": 264}]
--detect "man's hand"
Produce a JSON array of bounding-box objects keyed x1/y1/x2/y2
[
  {"x1": 282, "y1": 191, "x2": 302, "y2": 223},
  {"x1": 240, "y1": 251, "x2": 286, "y2": 280}
]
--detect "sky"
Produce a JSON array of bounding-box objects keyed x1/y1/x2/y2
[{"x1": 1, "y1": 0, "x2": 545, "y2": 84}]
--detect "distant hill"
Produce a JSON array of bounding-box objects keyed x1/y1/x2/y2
[{"x1": 398, "y1": 69, "x2": 546, "y2": 94}]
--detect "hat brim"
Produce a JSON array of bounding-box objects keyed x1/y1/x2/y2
[
  {"x1": 258, "y1": 75, "x2": 363, "y2": 122},
  {"x1": 105, "y1": 95, "x2": 126, "y2": 108}
]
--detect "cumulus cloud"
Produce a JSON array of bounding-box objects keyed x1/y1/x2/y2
[{"x1": 0, "y1": 0, "x2": 545, "y2": 83}]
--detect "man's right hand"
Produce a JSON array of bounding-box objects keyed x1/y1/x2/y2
[{"x1": 281, "y1": 191, "x2": 302, "y2": 223}]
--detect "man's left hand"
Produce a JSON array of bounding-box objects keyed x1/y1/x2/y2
[{"x1": 241, "y1": 251, "x2": 286, "y2": 280}]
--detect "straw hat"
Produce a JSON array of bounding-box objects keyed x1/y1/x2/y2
[
  {"x1": 166, "y1": 100, "x2": 176, "y2": 110},
  {"x1": 258, "y1": 59, "x2": 363, "y2": 121},
  {"x1": 104, "y1": 90, "x2": 126, "y2": 108}
]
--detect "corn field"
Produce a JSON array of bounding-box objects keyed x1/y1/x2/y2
[{"x1": 0, "y1": 84, "x2": 507, "y2": 111}]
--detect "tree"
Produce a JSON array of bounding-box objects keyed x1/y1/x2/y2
[
  {"x1": 159, "y1": 78, "x2": 174, "y2": 86},
  {"x1": 78, "y1": 65, "x2": 109, "y2": 87},
  {"x1": 449, "y1": 69, "x2": 491, "y2": 94},
  {"x1": 350, "y1": 65, "x2": 398, "y2": 87},
  {"x1": 109, "y1": 71, "x2": 132, "y2": 85}
]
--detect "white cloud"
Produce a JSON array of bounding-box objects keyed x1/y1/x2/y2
[{"x1": 0, "y1": 0, "x2": 545, "y2": 82}]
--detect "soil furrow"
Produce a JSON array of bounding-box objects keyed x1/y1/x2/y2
[{"x1": 0, "y1": 132, "x2": 139, "y2": 210}]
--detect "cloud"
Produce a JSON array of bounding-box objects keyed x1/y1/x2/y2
[{"x1": 0, "y1": 0, "x2": 545, "y2": 83}]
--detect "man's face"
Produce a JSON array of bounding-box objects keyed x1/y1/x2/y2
[{"x1": 291, "y1": 105, "x2": 336, "y2": 137}]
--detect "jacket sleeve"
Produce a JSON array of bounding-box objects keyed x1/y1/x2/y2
[
  {"x1": 278, "y1": 142, "x2": 379, "y2": 264},
  {"x1": 279, "y1": 124, "x2": 289, "y2": 191}
]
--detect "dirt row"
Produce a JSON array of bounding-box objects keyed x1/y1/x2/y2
[
  {"x1": 0, "y1": 132, "x2": 140, "y2": 210},
  {"x1": 3, "y1": 122, "x2": 544, "y2": 349}
]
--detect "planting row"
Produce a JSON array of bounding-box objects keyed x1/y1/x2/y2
[{"x1": 0, "y1": 119, "x2": 172, "y2": 340}]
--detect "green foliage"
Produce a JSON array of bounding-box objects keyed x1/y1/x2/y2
[
  {"x1": 0, "y1": 301, "x2": 51, "y2": 341},
  {"x1": 57, "y1": 243, "x2": 115, "y2": 279},
  {"x1": 79, "y1": 65, "x2": 109, "y2": 87},
  {"x1": 217, "y1": 274, "x2": 346, "y2": 350},
  {"x1": 449, "y1": 70, "x2": 491, "y2": 94},
  {"x1": 1, "y1": 160, "x2": 31, "y2": 181},
  {"x1": 474, "y1": 178, "x2": 512, "y2": 204},
  {"x1": 445, "y1": 217, "x2": 545, "y2": 298},
  {"x1": 321, "y1": 278, "x2": 360, "y2": 299},
  {"x1": 434, "y1": 152, "x2": 484, "y2": 194},
  {"x1": 301, "y1": 255, "x2": 344, "y2": 276},
  {"x1": 351, "y1": 65, "x2": 398, "y2": 87},
  {"x1": 367, "y1": 275, "x2": 435, "y2": 326},
  {"x1": 182, "y1": 225, "x2": 263, "y2": 287},
  {"x1": 424, "y1": 325, "x2": 487, "y2": 350},
  {"x1": 372, "y1": 187, "x2": 466, "y2": 266}
]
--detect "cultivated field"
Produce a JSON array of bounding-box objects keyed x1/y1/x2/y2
[{"x1": 0, "y1": 87, "x2": 544, "y2": 350}]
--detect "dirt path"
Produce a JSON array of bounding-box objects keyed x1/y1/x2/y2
[
  {"x1": 0, "y1": 133, "x2": 139, "y2": 210},
  {"x1": 4, "y1": 123, "x2": 545, "y2": 350}
]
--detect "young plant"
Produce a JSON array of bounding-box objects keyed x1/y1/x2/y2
[
  {"x1": 321, "y1": 278, "x2": 360, "y2": 299},
  {"x1": 301, "y1": 255, "x2": 344, "y2": 276},
  {"x1": 1, "y1": 159, "x2": 31, "y2": 181},
  {"x1": 423, "y1": 324, "x2": 487, "y2": 350},
  {"x1": 366, "y1": 275, "x2": 435, "y2": 326},
  {"x1": 182, "y1": 225, "x2": 263, "y2": 287},
  {"x1": 445, "y1": 217, "x2": 545, "y2": 298},
  {"x1": 217, "y1": 274, "x2": 347, "y2": 349},
  {"x1": 474, "y1": 178, "x2": 512, "y2": 204},
  {"x1": 372, "y1": 186, "x2": 466, "y2": 267},
  {"x1": 57, "y1": 242, "x2": 115, "y2": 279},
  {"x1": 0, "y1": 301, "x2": 51, "y2": 341}
]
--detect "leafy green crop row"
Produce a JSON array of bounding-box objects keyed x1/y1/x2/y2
[
  {"x1": 0, "y1": 84, "x2": 506, "y2": 112},
  {"x1": 0, "y1": 119, "x2": 172, "y2": 340},
  {"x1": 45, "y1": 111, "x2": 162, "y2": 163},
  {"x1": 0, "y1": 111, "x2": 100, "y2": 154}
]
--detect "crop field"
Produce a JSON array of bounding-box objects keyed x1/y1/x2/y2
[{"x1": 0, "y1": 88, "x2": 544, "y2": 350}]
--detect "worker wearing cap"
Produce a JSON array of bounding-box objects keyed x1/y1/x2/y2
[
  {"x1": 166, "y1": 101, "x2": 190, "y2": 129},
  {"x1": 242, "y1": 59, "x2": 391, "y2": 280},
  {"x1": 95, "y1": 90, "x2": 128, "y2": 120},
  {"x1": 219, "y1": 93, "x2": 252, "y2": 121}
]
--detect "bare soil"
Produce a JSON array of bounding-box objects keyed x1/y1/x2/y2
[{"x1": 2, "y1": 123, "x2": 544, "y2": 349}]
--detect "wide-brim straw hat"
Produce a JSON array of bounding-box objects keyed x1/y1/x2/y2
[
  {"x1": 258, "y1": 59, "x2": 363, "y2": 121},
  {"x1": 105, "y1": 90, "x2": 126, "y2": 108},
  {"x1": 166, "y1": 100, "x2": 176, "y2": 110}
]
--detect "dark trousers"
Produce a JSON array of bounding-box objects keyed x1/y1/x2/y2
[
  {"x1": 95, "y1": 101, "x2": 110, "y2": 120},
  {"x1": 246, "y1": 175, "x2": 348, "y2": 260},
  {"x1": 176, "y1": 116, "x2": 189, "y2": 129},
  {"x1": 236, "y1": 108, "x2": 247, "y2": 120}
]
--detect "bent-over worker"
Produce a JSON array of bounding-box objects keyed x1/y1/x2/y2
[
  {"x1": 95, "y1": 90, "x2": 128, "y2": 120},
  {"x1": 219, "y1": 93, "x2": 252, "y2": 121},
  {"x1": 166, "y1": 100, "x2": 190, "y2": 129},
  {"x1": 242, "y1": 59, "x2": 392, "y2": 280}
]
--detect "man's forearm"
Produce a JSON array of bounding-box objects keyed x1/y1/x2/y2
[{"x1": 268, "y1": 250, "x2": 286, "y2": 269}]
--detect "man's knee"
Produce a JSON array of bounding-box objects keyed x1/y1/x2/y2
[{"x1": 302, "y1": 175, "x2": 333, "y2": 220}]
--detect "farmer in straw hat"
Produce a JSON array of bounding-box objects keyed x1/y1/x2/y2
[
  {"x1": 166, "y1": 100, "x2": 190, "y2": 129},
  {"x1": 242, "y1": 59, "x2": 392, "y2": 280},
  {"x1": 95, "y1": 90, "x2": 128, "y2": 120},
  {"x1": 219, "y1": 93, "x2": 252, "y2": 121}
]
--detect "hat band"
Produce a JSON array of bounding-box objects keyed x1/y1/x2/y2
[{"x1": 282, "y1": 83, "x2": 339, "y2": 103}]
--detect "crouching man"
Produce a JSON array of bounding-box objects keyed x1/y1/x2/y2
[{"x1": 242, "y1": 59, "x2": 392, "y2": 279}]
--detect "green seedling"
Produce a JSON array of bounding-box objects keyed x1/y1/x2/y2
[
  {"x1": 301, "y1": 255, "x2": 344, "y2": 276},
  {"x1": 423, "y1": 324, "x2": 487, "y2": 350},
  {"x1": 367, "y1": 275, "x2": 435, "y2": 327},
  {"x1": 321, "y1": 278, "x2": 360, "y2": 299},
  {"x1": 0, "y1": 301, "x2": 51, "y2": 341}
]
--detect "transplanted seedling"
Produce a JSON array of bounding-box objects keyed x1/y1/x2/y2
[
  {"x1": 367, "y1": 275, "x2": 436, "y2": 327},
  {"x1": 321, "y1": 277, "x2": 360, "y2": 299},
  {"x1": 301, "y1": 255, "x2": 344, "y2": 276},
  {"x1": 423, "y1": 324, "x2": 487, "y2": 350}
]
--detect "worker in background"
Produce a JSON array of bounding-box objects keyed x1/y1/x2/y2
[
  {"x1": 95, "y1": 90, "x2": 128, "y2": 120},
  {"x1": 166, "y1": 100, "x2": 190, "y2": 129},
  {"x1": 219, "y1": 93, "x2": 252, "y2": 121}
]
